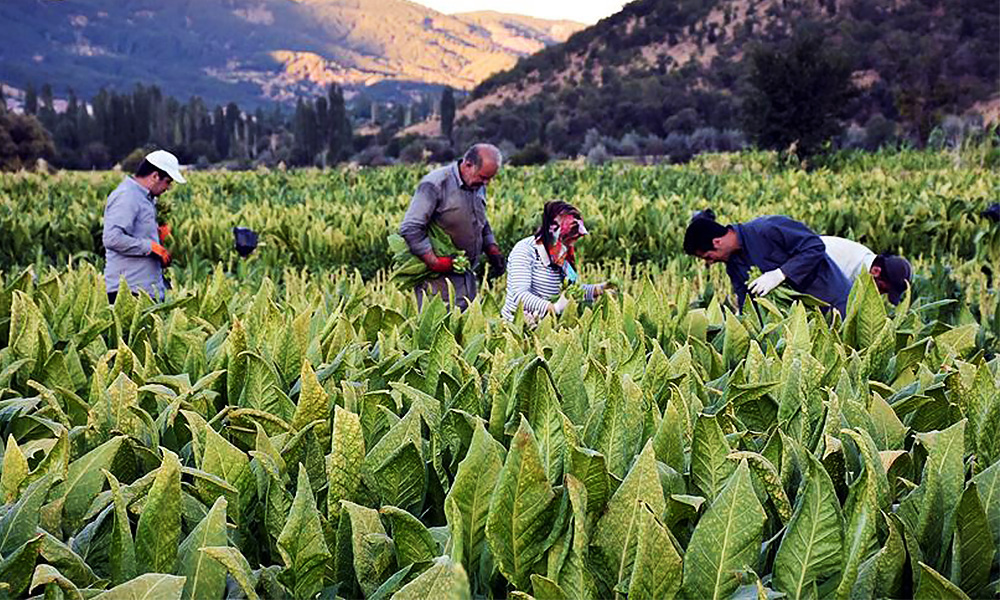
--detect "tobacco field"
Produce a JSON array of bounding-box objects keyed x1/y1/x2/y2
[{"x1": 0, "y1": 150, "x2": 998, "y2": 599}]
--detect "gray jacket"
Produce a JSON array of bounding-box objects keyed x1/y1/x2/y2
[{"x1": 102, "y1": 177, "x2": 164, "y2": 299}]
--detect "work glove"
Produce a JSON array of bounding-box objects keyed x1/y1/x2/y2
[
  {"x1": 552, "y1": 295, "x2": 569, "y2": 315},
  {"x1": 748, "y1": 268, "x2": 786, "y2": 297},
  {"x1": 150, "y1": 241, "x2": 172, "y2": 267},
  {"x1": 486, "y1": 248, "x2": 506, "y2": 278},
  {"x1": 422, "y1": 253, "x2": 454, "y2": 273},
  {"x1": 158, "y1": 223, "x2": 171, "y2": 242}
]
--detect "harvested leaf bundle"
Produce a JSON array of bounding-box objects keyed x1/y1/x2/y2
[{"x1": 387, "y1": 224, "x2": 470, "y2": 290}]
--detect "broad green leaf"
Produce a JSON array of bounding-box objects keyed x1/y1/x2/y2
[
  {"x1": 690, "y1": 413, "x2": 735, "y2": 502},
  {"x1": 135, "y1": 449, "x2": 182, "y2": 575},
  {"x1": 773, "y1": 453, "x2": 844, "y2": 600},
  {"x1": 652, "y1": 394, "x2": 685, "y2": 475},
  {"x1": 292, "y1": 359, "x2": 329, "y2": 435},
  {"x1": 92, "y1": 573, "x2": 186, "y2": 600},
  {"x1": 973, "y1": 459, "x2": 1000, "y2": 564},
  {"x1": 390, "y1": 555, "x2": 471, "y2": 600},
  {"x1": 104, "y1": 471, "x2": 136, "y2": 585},
  {"x1": 568, "y1": 446, "x2": 612, "y2": 525},
  {"x1": 50, "y1": 436, "x2": 124, "y2": 534},
  {"x1": 913, "y1": 419, "x2": 966, "y2": 569},
  {"x1": 591, "y1": 441, "x2": 666, "y2": 594},
  {"x1": 914, "y1": 562, "x2": 971, "y2": 600},
  {"x1": 446, "y1": 420, "x2": 504, "y2": 579},
  {"x1": 531, "y1": 573, "x2": 568, "y2": 599},
  {"x1": 681, "y1": 460, "x2": 765, "y2": 600},
  {"x1": 0, "y1": 534, "x2": 43, "y2": 597},
  {"x1": 200, "y1": 546, "x2": 259, "y2": 600},
  {"x1": 950, "y1": 483, "x2": 995, "y2": 599},
  {"x1": 29, "y1": 564, "x2": 83, "y2": 600},
  {"x1": 0, "y1": 473, "x2": 54, "y2": 555},
  {"x1": 587, "y1": 373, "x2": 643, "y2": 479},
  {"x1": 722, "y1": 311, "x2": 750, "y2": 369},
  {"x1": 277, "y1": 463, "x2": 331, "y2": 599},
  {"x1": 381, "y1": 505, "x2": 438, "y2": 568},
  {"x1": 327, "y1": 405, "x2": 365, "y2": 521},
  {"x1": 512, "y1": 358, "x2": 567, "y2": 484},
  {"x1": 628, "y1": 500, "x2": 682, "y2": 600},
  {"x1": 176, "y1": 497, "x2": 228, "y2": 600},
  {"x1": 552, "y1": 474, "x2": 594, "y2": 600},
  {"x1": 0, "y1": 435, "x2": 28, "y2": 503},
  {"x1": 372, "y1": 442, "x2": 426, "y2": 511},
  {"x1": 728, "y1": 451, "x2": 793, "y2": 524},
  {"x1": 342, "y1": 501, "x2": 394, "y2": 597},
  {"x1": 485, "y1": 416, "x2": 556, "y2": 591},
  {"x1": 835, "y1": 438, "x2": 880, "y2": 600}
]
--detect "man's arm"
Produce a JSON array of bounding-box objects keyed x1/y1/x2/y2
[
  {"x1": 103, "y1": 194, "x2": 153, "y2": 256},
  {"x1": 399, "y1": 181, "x2": 438, "y2": 256},
  {"x1": 727, "y1": 260, "x2": 751, "y2": 311},
  {"x1": 767, "y1": 217, "x2": 827, "y2": 286}
]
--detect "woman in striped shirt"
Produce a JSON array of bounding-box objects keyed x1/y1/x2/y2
[{"x1": 501, "y1": 200, "x2": 611, "y2": 321}]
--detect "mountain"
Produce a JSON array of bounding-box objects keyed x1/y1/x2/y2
[
  {"x1": 452, "y1": 0, "x2": 999, "y2": 154},
  {"x1": 0, "y1": 0, "x2": 584, "y2": 106}
]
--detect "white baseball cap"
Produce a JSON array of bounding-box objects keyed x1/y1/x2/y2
[{"x1": 145, "y1": 150, "x2": 187, "y2": 184}]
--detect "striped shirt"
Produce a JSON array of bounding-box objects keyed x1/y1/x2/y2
[{"x1": 501, "y1": 236, "x2": 597, "y2": 321}]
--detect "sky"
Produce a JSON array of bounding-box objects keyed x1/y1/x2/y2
[{"x1": 411, "y1": 0, "x2": 628, "y2": 24}]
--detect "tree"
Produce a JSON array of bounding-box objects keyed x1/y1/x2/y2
[
  {"x1": 327, "y1": 84, "x2": 352, "y2": 164},
  {"x1": 213, "y1": 105, "x2": 229, "y2": 159},
  {"x1": 741, "y1": 28, "x2": 855, "y2": 158},
  {"x1": 24, "y1": 84, "x2": 38, "y2": 115},
  {"x1": 440, "y1": 87, "x2": 455, "y2": 142},
  {"x1": 0, "y1": 84, "x2": 6, "y2": 113},
  {"x1": 0, "y1": 110, "x2": 54, "y2": 170}
]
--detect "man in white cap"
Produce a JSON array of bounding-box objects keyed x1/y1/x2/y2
[{"x1": 102, "y1": 149, "x2": 186, "y2": 302}]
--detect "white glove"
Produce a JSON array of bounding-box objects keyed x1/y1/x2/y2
[
  {"x1": 552, "y1": 295, "x2": 569, "y2": 315},
  {"x1": 748, "y1": 268, "x2": 786, "y2": 297}
]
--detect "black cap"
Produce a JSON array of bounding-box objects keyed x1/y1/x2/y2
[{"x1": 880, "y1": 255, "x2": 912, "y2": 305}]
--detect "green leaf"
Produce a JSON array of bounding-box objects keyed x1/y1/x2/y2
[
  {"x1": 722, "y1": 311, "x2": 750, "y2": 369},
  {"x1": 485, "y1": 416, "x2": 556, "y2": 591},
  {"x1": 690, "y1": 413, "x2": 735, "y2": 502},
  {"x1": 0, "y1": 473, "x2": 54, "y2": 555},
  {"x1": 627, "y1": 501, "x2": 683, "y2": 600},
  {"x1": 445, "y1": 420, "x2": 503, "y2": 580},
  {"x1": 292, "y1": 359, "x2": 329, "y2": 434},
  {"x1": 277, "y1": 463, "x2": 332, "y2": 599},
  {"x1": 0, "y1": 534, "x2": 43, "y2": 597},
  {"x1": 0, "y1": 435, "x2": 28, "y2": 503},
  {"x1": 950, "y1": 483, "x2": 995, "y2": 599},
  {"x1": 176, "y1": 497, "x2": 228, "y2": 600},
  {"x1": 327, "y1": 405, "x2": 365, "y2": 522},
  {"x1": 553, "y1": 474, "x2": 595, "y2": 600},
  {"x1": 104, "y1": 471, "x2": 136, "y2": 585},
  {"x1": 50, "y1": 436, "x2": 124, "y2": 534},
  {"x1": 390, "y1": 555, "x2": 471, "y2": 600},
  {"x1": 135, "y1": 449, "x2": 182, "y2": 575},
  {"x1": 342, "y1": 501, "x2": 394, "y2": 597},
  {"x1": 372, "y1": 442, "x2": 426, "y2": 512},
  {"x1": 568, "y1": 446, "x2": 612, "y2": 526},
  {"x1": 512, "y1": 358, "x2": 567, "y2": 484},
  {"x1": 381, "y1": 505, "x2": 438, "y2": 568},
  {"x1": 913, "y1": 419, "x2": 966, "y2": 569},
  {"x1": 835, "y1": 436, "x2": 881, "y2": 600},
  {"x1": 681, "y1": 460, "x2": 766, "y2": 600},
  {"x1": 773, "y1": 453, "x2": 844, "y2": 600},
  {"x1": 973, "y1": 459, "x2": 1000, "y2": 566},
  {"x1": 587, "y1": 373, "x2": 643, "y2": 479},
  {"x1": 914, "y1": 562, "x2": 971, "y2": 600},
  {"x1": 200, "y1": 546, "x2": 260, "y2": 600},
  {"x1": 591, "y1": 440, "x2": 666, "y2": 594},
  {"x1": 652, "y1": 395, "x2": 685, "y2": 475},
  {"x1": 29, "y1": 564, "x2": 83, "y2": 600},
  {"x1": 91, "y1": 573, "x2": 186, "y2": 600}
]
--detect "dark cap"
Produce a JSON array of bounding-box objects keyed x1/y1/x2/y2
[{"x1": 879, "y1": 255, "x2": 912, "y2": 305}]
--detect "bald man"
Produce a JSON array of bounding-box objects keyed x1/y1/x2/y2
[{"x1": 399, "y1": 143, "x2": 506, "y2": 310}]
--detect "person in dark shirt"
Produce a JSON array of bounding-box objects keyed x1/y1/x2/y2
[{"x1": 684, "y1": 213, "x2": 852, "y2": 315}]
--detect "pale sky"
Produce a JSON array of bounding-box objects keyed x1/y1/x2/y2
[{"x1": 411, "y1": 0, "x2": 628, "y2": 24}]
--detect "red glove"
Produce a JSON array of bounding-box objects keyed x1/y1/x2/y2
[
  {"x1": 150, "y1": 242, "x2": 172, "y2": 267},
  {"x1": 158, "y1": 223, "x2": 171, "y2": 242},
  {"x1": 421, "y1": 253, "x2": 453, "y2": 273}
]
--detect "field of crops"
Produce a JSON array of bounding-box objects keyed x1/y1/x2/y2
[{"x1": 0, "y1": 151, "x2": 998, "y2": 599}]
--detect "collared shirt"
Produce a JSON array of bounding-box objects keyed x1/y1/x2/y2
[
  {"x1": 822, "y1": 236, "x2": 875, "y2": 283},
  {"x1": 102, "y1": 177, "x2": 164, "y2": 298},
  {"x1": 399, "y1": 161, "x2": 497, "y2": 269},
  {"x1": 501, "y1": 236, "x2": 597, "y2": 321},
  {"x1": 726, "y1": 216, "x2": 851, "y2": 315}
]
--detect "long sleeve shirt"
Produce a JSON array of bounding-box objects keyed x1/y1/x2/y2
[
  {"x1": 102, "y1": 177, "x2": 164, "y2": 298},
  {"x1": 822, "y1": 235, "x2": 876, "y2": 283},
  {"x1": 399, "y1": 161, "x2": 497, "y2": 270},
  {"x1": 727, "y1": 216, "x2": 852, "y2": 315},
  {"x1": 502, "y1": 236, "x2": 597, "y2": 321}
]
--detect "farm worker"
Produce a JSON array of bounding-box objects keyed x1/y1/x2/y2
[
  {"x1": 684, "y1": 213, "x2": 851, "y2": 315},
  {"x1": 399, "y1": 143, "x2": 506, "y2": 310},
  {"x1": 501, "y1": 200, "x2": 612, "y2": 322},
  {"x1": 822, "y1": 236, "x2": 912, "y2": 305},
  {"x1": 102, "y1": 149, "x2": 185, "y2": 303}
]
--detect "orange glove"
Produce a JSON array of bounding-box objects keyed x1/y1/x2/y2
[
  {"x1": 150, "y1": 242, "x2": 172, "y2": 267},
  {"x1": 158, "y1": 223, "x2": 171, "y2": 242}
]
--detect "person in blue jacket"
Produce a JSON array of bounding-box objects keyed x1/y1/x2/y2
[{"x1": 683, "y1": 212, "x2": 852, "y2": 315}]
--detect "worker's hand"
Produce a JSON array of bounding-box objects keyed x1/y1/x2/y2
[
  {"x1": 150, "y1": 241, "x2": 172, "y2": 267},
  {"x1": 486, "y1": 247, "x2": 506, "y2": 278},
  {"x1": 553, "y1": 294, "x2": 569, "y2": 315},
  {"x1": 421, "y1": 252, "x2": 453, "y2": 273},
  {"x1": 749, "y1": 268, "x2": 786, "y2": 297},
  {"x1": 157, "y1": 223, "x2": 171, "y2": 242}
]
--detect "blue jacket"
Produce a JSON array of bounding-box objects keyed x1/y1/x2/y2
[
  {"x1": 102, "y1": 177, "x2": 165, "y2": 299},
  {"x1": 727, "y1": 216, "x2": 851, "y2": 315}
]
